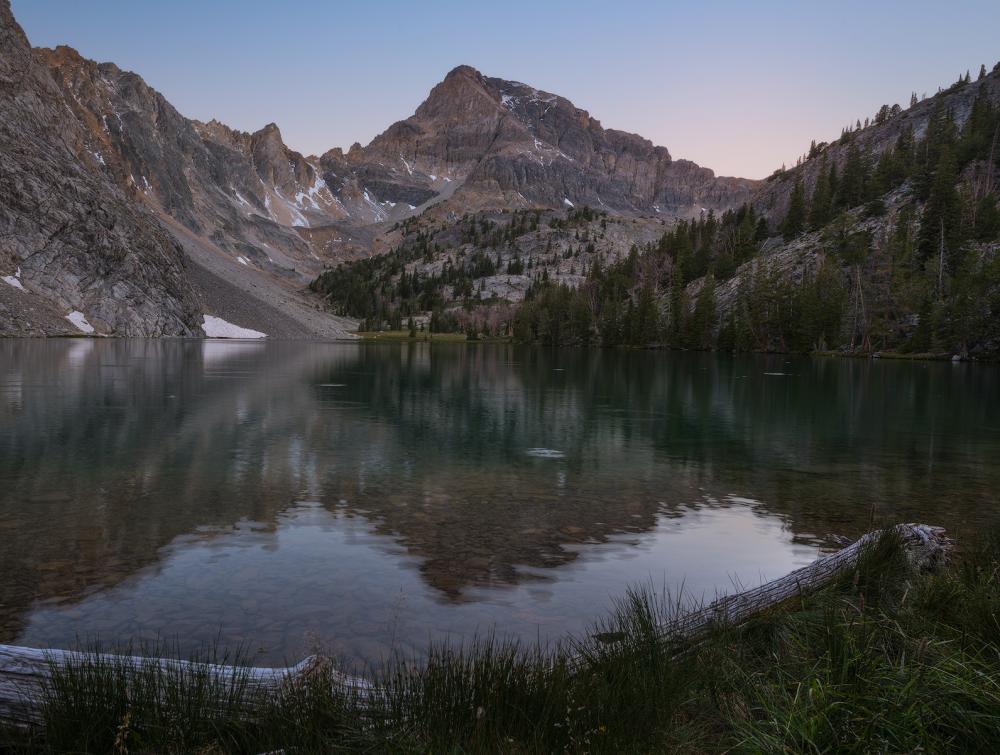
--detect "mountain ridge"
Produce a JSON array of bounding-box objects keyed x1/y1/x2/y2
[
  {"x1": 324, "y1": 63, "x2": 757, "y2": 219},
  {"x1": 2, "y1": 0, "x2": 996, "y2": 346}
]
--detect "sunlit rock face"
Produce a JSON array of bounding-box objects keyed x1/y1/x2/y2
[
  {"x1": 0, "y1": 0, "x2": 200, "y2": 337},
  {"x1": 324, "y1": 64, "x2": 757, "y2": 219}
]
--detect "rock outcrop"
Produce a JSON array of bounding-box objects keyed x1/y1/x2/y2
[
  {"x1": 38, "y1": 46, "x2": 348, "y2": 278},
  {"x1": 0, "y1": 0, "x2": 200, "y2": 336},
  {"x1": 323, "y1": 65, "x2": 757, "y2": 219},
  {"x1": 2, "y1": 1, "x2": 760, "y2": 338}
]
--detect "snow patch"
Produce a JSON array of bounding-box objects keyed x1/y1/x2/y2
[
  {"x1": 274, "y1": 187, "x2": 309, "y2": 227},
  {"x1": 361, "y1": 188, "x2": 387, "y2": 222},
  {"x1": 2, "y1": 268, "x2": 25, "y2": 292},
  {"x1": 232, "y1": 189, "x2": 252, "y2": 208},
  {"x1": 201, "y1": 315, "x2": 266, "y2": 339},
  {"x1": 563, "y1": 198, "x2": 575, "y2": 208},
  {"x1": 237, "y1": 256, "x2": 250, "y2": 266},
  {"x1": 294, "y1": 168, "x2": 330, "y2": 210},
  {"x1": 66, "y1": 311, "x2": 95, "y2": 334}
]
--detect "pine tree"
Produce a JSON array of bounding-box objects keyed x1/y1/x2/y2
[
  {"x1": 570, "y1": 294, "x2": 593, "y2": 345},
  {"x1": 632, "y1": 286, "x2": 661, "y2": 345},
  {"x1": 917, "y1": 147, "x2": 963, "y2": 276},
  {"x1": 838, "y1": 143, "x2": 867, "y2": 208},
  {"x1": 979, "y1": 64, "x2": 988, "y2": 80},
  {"x1": 688, "y1": 275, "x2": 718, "y2": 349},
  {"x1": 599, "y1": 298, "x2": 623, "y2": 346},
  {"x1": 781, "y1": 179, "x2": 807, "y2": 240},
  {"x1": 914, "y1": 104, "x2": 957, "y2": 200},
  {"x1": 809, "y1": 159, "x2": 833, "y2": 229},
  {"x1": 667, "y1": 271, "x2": 687, "y2": 347}
]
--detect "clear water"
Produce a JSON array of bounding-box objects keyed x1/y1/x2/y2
[{"x1": 1, "y1": 339, "x2": 998, "y2": 667}]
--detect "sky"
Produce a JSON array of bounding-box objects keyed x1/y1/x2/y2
[{"x1": 13, "y1": 0, "x2": 1000, "y2": 179}]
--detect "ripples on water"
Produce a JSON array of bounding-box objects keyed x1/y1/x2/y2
[{"x1": 1, "y1": 340, "x2": 998, "y2": 666}]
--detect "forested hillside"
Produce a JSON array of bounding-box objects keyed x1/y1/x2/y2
[{"x1": 313, "y1": 64, "x2": 1000, "y2": 358}]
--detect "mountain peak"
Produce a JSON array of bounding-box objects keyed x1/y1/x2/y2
[
  {"x1": 444, "y1": 64, "x2": 482, "y2": 80},
  {"x1": 255, "y1": 122, "x2": 282, "y2": 138}
]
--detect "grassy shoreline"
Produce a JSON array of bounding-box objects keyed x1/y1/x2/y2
[
  {"x1": 355, "y1": 330, "x2": 511, "y2": 343},
  {"x1": 354, "y1": 332, "x2": 991, "y2": 366},
  {"x1": 5, "y1": 527, "x2": 1000, "y2": 752}
]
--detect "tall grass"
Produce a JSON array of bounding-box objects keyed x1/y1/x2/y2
[{"x1": 5, "y1": 527, "x2": 1000, "y2": 752}]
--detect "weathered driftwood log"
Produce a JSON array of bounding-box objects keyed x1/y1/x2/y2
[
  {"x1": 651, "y1": 522, "x2": 951, "y2": 646},
  {"x1": 0, "y1": 647, "x2": 373, "y2": 729},
  {"x1": 0, "y1": 523, "x2": 951, "y2": 729}
]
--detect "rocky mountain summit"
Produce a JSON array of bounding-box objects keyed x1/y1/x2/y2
[
  {"x1": 12, "y1": 0, "x2": 992, "y2": 347},
  {"x1": 322, "y1": 65, "x2": 756, "y2": 219},
  {"x1": 2, "y1": 0, "x2": 758, "y2": 340}
]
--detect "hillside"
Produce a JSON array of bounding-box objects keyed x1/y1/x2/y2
[
  {"x1": 1, "y1": 0, "x2": 996, "y2": 347},
  {"x1": 0, "y1": 0, "x2": 762, "y2": 338},
  {"x1": 314, "y1": 65, "x2": 1000, "y2": 358},
  {"x1": 0, "y1": 1, "x2": 200, "y2": 337}
]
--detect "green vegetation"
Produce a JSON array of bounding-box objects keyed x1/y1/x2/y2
[
  {"x1": 6, "y1": 528, "x2": 1000, "y2": 752},
  {"x1": 356, "y1": 329, "x2": 508, "y2": 343},
  {"x1": 514, "y1": 78, "x2": 1000, "y2": 357},
  {"x1": 312, "y1": 70, "x2": 999, "y2": 359},
  {"x1": 310, "y1": 209, "x2": 582, "y2": 337}
]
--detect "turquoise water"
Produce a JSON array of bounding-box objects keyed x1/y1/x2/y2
[{"x1": 1, "y1": 339, "x2": 998, "y2": 666}]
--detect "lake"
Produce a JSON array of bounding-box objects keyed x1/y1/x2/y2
[{"x1": 1, "y1": 339, "x2": 998, "y2": 668}]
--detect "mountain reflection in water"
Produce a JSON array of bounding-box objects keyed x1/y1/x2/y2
[{"x1": 1, "y1": 340, "x2": 998, "y2": 664}]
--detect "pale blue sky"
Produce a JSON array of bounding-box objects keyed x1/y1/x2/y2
[{"x1": 14, "y1": 0, "x2": 1000, "y2": 178}]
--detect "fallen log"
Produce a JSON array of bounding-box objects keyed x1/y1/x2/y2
[
  {"x1": 650, "y1": 522, "x2": 951, "y2": 646},
  {"x1": 0, "y1": 646, "x2": 374, "y2": 729},
  {"x1": 0, "y1": 523, "x2": 951, "y2": 729}
]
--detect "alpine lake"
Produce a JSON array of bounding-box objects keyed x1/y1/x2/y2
[{"x1": 2, "y1": 339, "x2": 998, "y2": 670}]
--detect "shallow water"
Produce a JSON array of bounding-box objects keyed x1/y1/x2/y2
[{"x1": 1, "y1": 340, "x2": 998, "y2": 666}]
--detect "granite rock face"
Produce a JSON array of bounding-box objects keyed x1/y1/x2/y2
[
  {"x1": 0, "y1": 0, "x2": 200, "y2": 336},
  {"x1": 325, "y1": 65, "x2": 757, "y2": 218},
  {"x1": 38, "y1": 46, "x2": 342, "y2": 280}
]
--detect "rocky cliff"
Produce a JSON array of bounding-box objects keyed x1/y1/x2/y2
[
  {"x1": 0, "y1": 13, "x2": 357, "y2": 339},
  {"x1": 323, "y1": 65, "x2": 757, "y2": 219},
  {"x1": 0, "y1": 2, "x2": 780, "y2": 339},
  {"x1": 0, "y1": 0, "x2": 200, "y2": 336}
]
